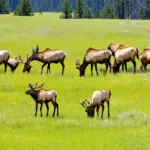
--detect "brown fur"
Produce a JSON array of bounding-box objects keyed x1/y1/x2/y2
[
  {"x1": 26, "y1": 45, "x2": 66, "y2": 75},
  {"x1": 76, "y1": 47, "x2": 112, "y2": 76},
  {"x1": 26, "y1": 83, "x2": 59, "y2": 117},
  {"x1": 140, "y1": 48, "x2": 150, "y2": 72}
]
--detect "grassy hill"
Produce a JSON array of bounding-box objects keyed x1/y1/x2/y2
[{"x1": 0, "y1": 13, "x2": 150, "y2": 150}]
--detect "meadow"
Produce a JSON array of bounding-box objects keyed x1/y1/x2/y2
[{"x1": 0, "y1": 13, "x2": 150, "y2": 150}]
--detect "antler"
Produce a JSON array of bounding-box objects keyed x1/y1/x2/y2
[
  {"x1": 18, "y1": 55, "x2": 25, "y2": 64},
  {"x1": 28, "y1": 83, "x2": 34, "y2": 89},
  {"x1": 28, "y1": 82, "x2": 44, "y2": 89},
  {"x1": 75, "y1": 60, "x2": 81, "y2": 67},
  {"x1": 80, "y1": 99, "x2": 90, "y2": 108},
  {"x1": 34, "y1": 82, "x2": 44, "y2": 89}
]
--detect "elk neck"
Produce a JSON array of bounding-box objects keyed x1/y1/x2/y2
[{"x1": 29, "y1": 90, "x2": 39, "y2": 101}]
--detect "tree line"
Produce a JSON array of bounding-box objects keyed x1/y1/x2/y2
[
  {"x1": 60, "y1": 0, "x2": 150, "y2": 19},
  {"x1": 0, "y1": 0, "x2": 150, "y2": 19}
]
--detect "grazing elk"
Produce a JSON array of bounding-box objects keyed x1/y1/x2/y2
[
  {"x1": 75, "y1": 48, "x2": 112, "y2": 77},
  {"x1": 7, "y1": 57, "x2": 20, "y2": 73},
  {"x1": 113, "y1": 46, "x2": 139, "y2": 73},
  {"x1": 108, "y1": 43, "x2": 128, "y2": 71},
  {"x1": 25, "y1": 45, "x2": 66, "y2": 75},
  {"x1": 0, "y1": 50, "x2": 10, "y2": 73},
  {"x1": 139, "y1": 47, "x2": 150, "y2": 72},
  {"x1": 25, "y1": 82, "x2": 59, "y2": 117},
  {"x1": 80, "y1": 90, "x2": 111, "y2": 118},
  {"x1": 19, "y1": 55, "x2": 33, "y2": 73}
]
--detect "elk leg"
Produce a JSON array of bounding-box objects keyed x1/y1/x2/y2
[
  {"x1": 55, "y1": 102, "x2": 59, "y2": 116},
  {"x1": 131, "y1": 60, "x2": 136, "y2": 73},
  {"x1": 144, "y1": 64, "x2": 147, "y2": 72},
  {"x1": 96, "y1": 105, "x2": 100, "y2": 117},
  {"x1": 125, "y1": 62, "x2": 127, "y2": 72},
  {"x1": 140, "y1": 64, "x2": 144, "y2": 72},
  {"x1": 45, "y1": 103, "x2": 49, "y2": 117},
  {"x1": 60, "y1": 61, "x2": 65, "y2": 75},
  {"x1": 41, "y1": 63, "x2": 47, "y2": 74},
  {"x1": 91, "y1": 64, "x2": 93, "y2": 76},
  {"x1": 94, "y1": 64, "x2": 99, "y2": 76},
  {"x1": 47, "y1": 63, "x2": 51, "y2": 74},
  {"x1": 108, "y1": 61, "x2": 111, "y2": 73},
  {"x1": 40, "y1": 103, "x2": 43, "y2": 117},
  {"x1": 4, "y1": 62, "x2": 7, "y2": 73},
  {"x1": 107, "y1": 101, "x2": 110, "y2": 118},
  {"x1": 52, "y1": 102, "x2": 56, "y2": 117},
  {"x1": 104, "y1": 63, "x2": 108, "y2": 75},
  {"x1": 101, "y1": 104, "x2": 105, "y2": 119},
  {"x1": 35, "y1": 102, "x2": 38, "y2": 117}
]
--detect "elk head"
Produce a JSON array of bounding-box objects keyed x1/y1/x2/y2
[
  {"x1": 26, "y1": 82, "x2": 44, "y2": 95},
  {"x1": 27, "y1": 45, "x2": 39, "y2": 63},
  {"x1": 19, "y1": 55, "x2": 33, "y2": 73},
  {"x1": 75, "y1": 60, "x2": 85, "y2": 77},
  {"x1": 80, "y1": 99, "x2": 95, "y2": 118}
]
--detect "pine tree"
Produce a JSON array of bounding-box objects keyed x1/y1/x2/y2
[
  {"x1": 100, "y1": 2, "x2": 114, "y2": 19},
  {"x1": 83, "y1": 4, "x2": 92, "y2": 18},
  {"x1": 140, "y1": 0, "x2": 150, "y2": 19},
  {"x1": 14, "y1": 0, "x2": 34, "y2": 16},
  {"x1": 74, "y1": 0, "x2": 84, "y2": 18},
  {"x1": 114, "y1": 0, "x2": 125, "y2": 19},
  {"x1": 60, "y1": 0, "x2": 72, "y2": 19},
  {"x1": 0, "y1": 0, "x2": 9, "y2": 14}
]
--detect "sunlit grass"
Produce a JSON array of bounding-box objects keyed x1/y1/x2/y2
[{"x1": 0, "y1": 13, "x2": 150, "y2": 149}]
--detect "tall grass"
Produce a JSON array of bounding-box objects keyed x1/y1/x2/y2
[{"x1": 0, "y1": 13, "x2": 150, "y2": 150}]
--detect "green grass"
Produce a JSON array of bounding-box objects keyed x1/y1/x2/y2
[{"x1": 0, "y1": 13, "x2": 150, "y2": 150}]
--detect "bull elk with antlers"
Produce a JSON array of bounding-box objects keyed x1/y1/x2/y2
[
  {"x1": 25, "y1": 82, "x2": 59, "y2": 117},
  {"x1": 80, "y1": 90, "x2": 111, "y2": 118},
  {"x1": 25, "y1": 45, "x2": 66, "y2": 75},
  {"x1": 75, "y1": 48, "x2": 112, "y2": 77},
  {"x1": 0, "y1": 50, "x2": 10, "y2": 73}
]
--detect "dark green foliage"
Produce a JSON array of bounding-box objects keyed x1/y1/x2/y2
[
  {"x1": 140, "y1": 0, "x2": 150, "y2": 19},
  {"x1": 14, "y1": 0, "x2": 34, "y2": 16},
  {"x1": 93, "y1": 9, "x2": 100, "y2": 18},
  {"x1": 100, "y1": 2, "x2": 114, "y2": 19},
  {"x1": 74, "y1": 0, "x2": 84, "y2": 18},
  {"x1": 0, "y1": 0, "x2": 9, "y2": 14},
  {"x1": 60, "y1": 0, "x2": 72, "y2": 19},
  {"x1": 114, "y1": 0, "x2": 125, "y2": 19},
  {"x1": 83, "y1": 5, "x2": 92, "y2": 18}
]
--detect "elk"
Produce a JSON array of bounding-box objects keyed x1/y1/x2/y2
[
  {"x1": 75, "y1": 48, "x2": 112, "y2": 77},
  {"x1": 113, "y1": 47, "x2": 139, "y2": 73},
  {"x1": 108, "y1": 43, "x2": 128, "y2": 71},
  {"x1": 19, "y1": 55, "x2": 33, "y2": 73},
  {"x1": 0, "y1": 50, "x2": 10, "y2": 73},
  {"x1": 25, "y1": 45, "x2": 66, "y2": 75},
  {"x1": 80, "y1": 90, "x2": 111, "y2": 118},
  {"x1": 7, "y1": 57, "x2": 19, "y2": 73},
  {"x1": 25, "y1": 82, "x2": 59, "y2": 117},
  {"x1": 139, "y1": 47, "x2": 150, "y2": 72}
]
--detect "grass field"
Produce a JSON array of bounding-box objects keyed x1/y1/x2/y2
[{"x1": 0, "y1": 13, "x2": 150, "y2": 150}]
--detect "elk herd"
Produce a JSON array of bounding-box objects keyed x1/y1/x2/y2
[
  {"x1": 1, "y1": 43, "x2": 150, "y2": 75},
  {"x1": 1, "y1": 43, "x2": 150, "y2": 118}
]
